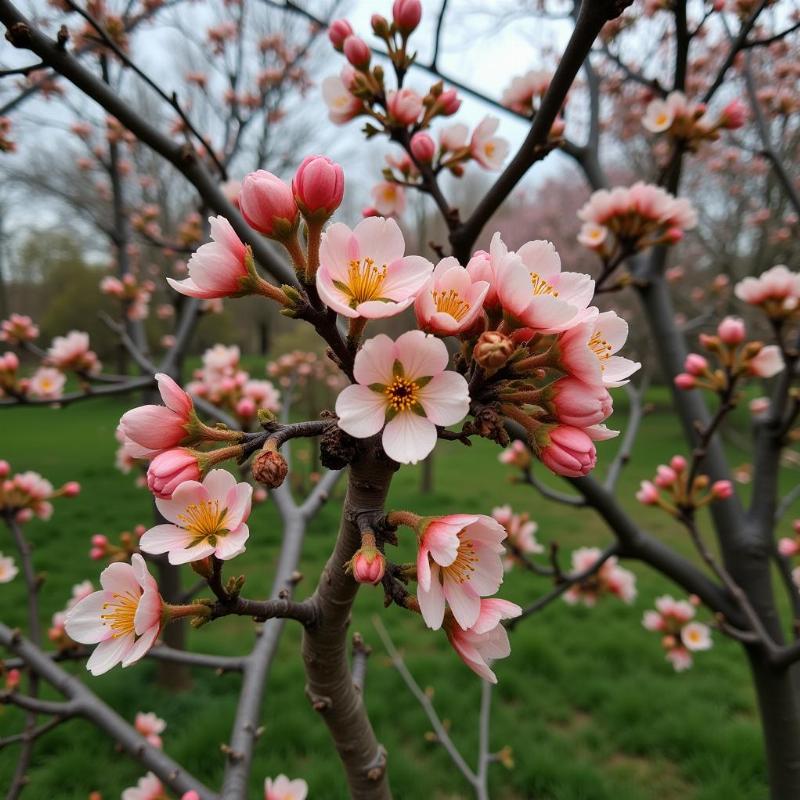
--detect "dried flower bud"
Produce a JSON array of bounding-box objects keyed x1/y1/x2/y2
[
  {"x1": 473, "y1": 331, "x2": 514, "y2": 373},
  {"x1": 251, "y1": 448, "x2": 288, "y2": 488}
]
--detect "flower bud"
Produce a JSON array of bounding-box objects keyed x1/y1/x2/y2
[
  {"x1": 711, "y1": 480, "x2": 734, "y2": 499},
  {"x1": 343, "y1": 35, "x2": 371, "y2": 69},
  {"x1": 655, "y1": 465, "x2": 678, "y2": 488},
  {"x1": 684, "y1": 353, "x2": 708, "y2": 376},
  {"x1": 387, "y1": 88, "x2": 423, "y2": 125},
  {"x1": 717, "y1": 316, "x2": 745, "y2": 345},
  {"x1": 62, "y1": 481, "x2": 81, "y2": 497},
  {"x1": 251, "y1": 448, "x2": 288, "y2": 489},
  {"x1": 674, "y1": 373, "x2": 696, "y2": 389},
  {"x1": 749, "y1": 396, "x2": 770, "y2": 415},
  {"x1": 636, "y1": 480, "x2": 659, "y2": 505},
  {"x1": 670, "y1": 455, "x2": 687, "y2": 472},
  {"x1": 538, "y1": 425, "x2": 597, "y2": 478},
  {"x1": 240, "y1": 170, "x2": 299, "y2": 239},
  {"x1": 436, "y1": 88, "x2": 461, "y2": 116},
  {"x1": 0, "y1": 460, "x2": 9, "y2": 478},
  {"x1": 410, "y1": 131, "x2": 436, "y2": 163},
  {"x1": 348, "y1": 544, "x2": 386, "y2": 584},
  {"x1": 328, "y1": 18, "x2": 353, "y2": 51},
  {"x1": 719, "y1": 98, "x2": 747, "y2": 130},
  {"x1": 146, "y1": 448, "x2": 201, "y2": 499},
  {"x1": 292, "y1": 154, "x2": 345, "y2": 220},
  {"x1": 91, "y1": 534, "x2": 108, "y2": 548},
  {"x1": 473, "y1": 331, "x2": 514, "y2": 372},
  {"x1": 371, "y1": 13, "x2": 390, "y2": 37},
  {"x1": 392, "y1": 0, "x2": 422, "y2": 33},
  {"x1": 778, "y1": 538, "x2": 799, "y2": 557}
]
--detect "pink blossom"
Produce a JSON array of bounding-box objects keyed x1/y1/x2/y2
[
  {"x1": 29, "y1": 367, "x2": 66, "y2": 400},
  {"x1": 392, "y1": 0, "x2": 422, "y2": 32},
  {"x1": 470, "y1": 116, "x2": 509, "y2": 171},
  {"x1": 118, "y1": 373, "x2": 196, "y2": 458},
  {"x1": 735, "y1": 265, "x2": 800, "y2": 317},
  {"x1": 316, "y1": 217, "x2": 431, "y2": 319},
  {"x1": 264, "y1": 775, "x2": 308, "y2": 800},
  {"x1": 167, "y1": 217, "x2": 249, "y2": 299},
  {"x1": 717, "y1": 316, "x2": 746, "y2": 344},
  {"x1": 556, "y1": 309, "x2": 640, "y2": 387},
  {"x1": 562, "y1": 547, "x2": 636, "y2": 606},
  {"x1": 410, "y1": 132, "x2": 436, "y2": 163},
  {"x1": 501, "y1": 69, "x2": 552, "y2": 115},
  {"x1": 139, "y1": 469, "x2": 252, "y2": 564},
  {"x1": 47, "y1": 331, "x2": 100, "y2": 373},
  {"x1": 0, "y1": 313, "x2": 39, "y2": 344},
  {"x1": 370, "y1": 182, "x2": 406, "y2": 217},
  {"x1": 0, "y1": 553, "x2": 18, "y2": 583},
  {"x1": 497, "y1": 440, "x2": 531, "y2": 469},
  {"x1": 240, "y1": 170, "x2": 299, "y2": 237},
  {"x1": 387, "y1": 88, "x2": 423, "y2": 125},
  {"x1": 328, "y1": 18, "x2": 353, "y2": 50},
  {"x1": 292, "y1": 155, "x2": 345, "y2": 219},
  {"x1": 417, "y1": 514, "x2": 507, "y2": 630},
  {"x1": 748, "y1": 345, "x2": 785, "y2": 378},
  {"x1": 65, "y1": 554, "x2": 162, "y2": 675},
  {"x1": 681, "y1": 621, "x2": 712, "y2": 651},
  {"x1": 436, "y1": 88, "x2": 462, "y2": 116},
  {"x1": 493, "y1": 233, "x2": 595, "y2": 333},
  {"x1": 548, "y1": 377, "x2": 613, "y2": 427},
  {"x1": 321, "y1": 74, "x2": 362, "y2": 125},
  {"x1": 778, "y1": 538, "x2": 799, "y2": 557},
  {"x1": 666, "y1": 646, "x2": 693, "y2": 671},
  {"x1": 445, "y1": 598, "x2": 521, "y2": 683},
  {"x1": 135, "y1": 711, "x2": 166, "y2": 748},
  {"x1": 539, "y1": 425, "x2": 598, "y2": 477},
  {"x1": 343, "y1": 35, "x2": 370, "y2": 68},
  {"x1": 414, "y1": 256, "x2": 489, "y2": 336},
  {"x1": 122, "y1": 773, "x2": 164, "y2": 800},
  {"x1": 335, "y1": 331, "x2": 469, "y2": 464},
  {"x1": 577, "y1": 222, "x2": 608, "y2": 250},
  {"x1": 146, "y1": 448, "x2": 201, "y2": 499},
  {"x1": 440, "y1": 122, "x2": 468, "y2": 151}
]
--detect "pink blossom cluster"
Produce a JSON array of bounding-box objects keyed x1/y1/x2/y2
[
  {"x1": 100, "y1": 273, "x2": 155, "y2": 321},
  {"x1": 414, "y1": 513, "x2": 521, "y2": 682},
  {"x1": 491, "y1": 504, "x2": 544, "y2": 570},
  {"x1": 497, "y1": 440, "x2": 532, "y2": 471},
  {"x1": 674, "y1": 314, "x2": 785, "y2": 391},
  {"x1": 267, "y1": 350, "x2": 347, "y2": 393},
  {"x1": 577, "y1": 181, "x2": 697, "y2": 256},
  {"x1": 643, "y1": 91, "x2": 747, "y2": 148},
  {"x1": 501, "y1": 68, "x2": 555, "y2": 117},
  {"x1": 642, "y1": 595, "x2": 712, "y2": 671},
  {"x1": 186, "y1": 344, "x2": 282, "y2": 428},
  {"x1": 636, "y1": 454, "x2": 733, "y2": 513},
  {"x1": 87, "y1": 524, "x2": 145, "y2": 562},
  {"x1": 46, "y1": 330, "x2": 101, "y2": 374},
  {"x1": 0, "y1": 313, "x2": 39, "y2": 344},
  {"x1": 0, "y1": 459, "x2": 79, "y2": 523},
  {"x1": 734, "y1": 264, "x2": 800, "y2": 322},
  {"x1": 562, "y1": 547, "x2": 637, "y2": 606}
]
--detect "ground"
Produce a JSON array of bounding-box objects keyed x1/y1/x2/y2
[{"x1": 0, "y1": 386, "x2": 790, "y2": 799}]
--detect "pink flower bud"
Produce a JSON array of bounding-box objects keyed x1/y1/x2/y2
[
  {"x1": 749, "y1": 396, "x2": 770, "y2": 415},
  {"x1": 684, "y1": 353, "x2": 708, "y2": 376},
  {"x1": 655, "y1": 465, "x2": 678, "y2": 488},
  {"x1": 182, "y1": 793, "x2": 201, "y2": 800},
  {"x1": 62, "y1": 481, "x2": 81, "y2": 497},
  {"x1": 711, "y1": 480, "x2": 734, "y2": 499},
  {"x1": 437, "y1": 88, "x2": 461, "y2": 116},
  {"x1": 665, "y1": 227, "x2": 684, "y2": 243},
  {"x1": 89, "y1": 547, "x2": 105, "y2": 560},
  {"x1": 539, "y1": 425, "x2": 597, "y2": 478},
  {"x1": 236, "y1": 397, "x2": 257, "y2": 418},
  {"x1": 328, "y1": 18, "x2": 353, "y2": 51},
  {"x1": 674, "y1": 373, "x2": 696, "y2": 389},
  {"x1": 0, "y1": 460, "x2": 9, "y2": 478},
  {"x1": 91, "y1": 534, "x2": 108, "y2": 548},
  {"x1": 410, "y1": 131, "x2": 436, "y2": 163},
  {"x1": 5, "y1": 668, "x2": 20, "y2": 690},
  {"x1": 371, "y1": 14, "x2": 390, "y2": 36},
  {"x1": 392, "y1": 0, "x2": 422, "y2": 33},
  {"x1": 343, "y1": 35, "x2": 371, "y2": 69},
  {"x1": 670, "y1": 455, "x2": 687, "y2": 472},
  {"x1": 387, "y1": 88, "x2": 423, "y2": 125},
  {"x1": 551, "y1": 378, "x2": 613, "y2": 427},
  {"x1": 292, "y1": 154, "x2": 345, "y2": 219},
  {"x1": 636, "y1": 480, "x2": 660, "y2": 505},
  {"x1": 350, "y1": 546, "x2": 386, "y2": 584},
  {"x1": 15, "y1": 509, "x2": 33, "y2": 523},
  {"x1": 719, "y1": 98, "x2": 747, "y2": 130},
  {"x1": 146, "y1": 448, "x2": 201, "y2": 499},
  {"x1": 240, "y1": 170, "x2": 299, "y2": 238},
  {"x1": 778, "y1": 537, "x2": 799, "y2": 557},
  {"x1": 717, "y1": 316, "x2": 746, "y2": 345}
]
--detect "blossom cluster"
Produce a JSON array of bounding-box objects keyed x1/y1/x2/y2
[
  {"x1": 577, "y1": 181, "x2": 697, "y2": 257},
  {"x1": 636, "y1": 454, "x2": 733, "y2": 513},
  {"x1": 562, "y1": 547, "x2": 637, "y2": 606},
  {"x1": 642, "y1": 595, "x2": 712, "y2": 671},
  {"x1": 0, "y1": 459, "x2": 79, "y2": 523},
  {"x1": 491, "y1": 504, "x2": 544, "y2": 569},
  {"x1": 100, "y1": 273, "x2": 155, "y2": 321},
  {"x1": 734, "y1": 264, "x2": 800, "y2": 322}
]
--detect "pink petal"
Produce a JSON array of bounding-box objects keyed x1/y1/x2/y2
[
  {"x1": 168, "y1": 541, "x2": 217, "y2": 566},
  {"x1": 64, "y1": 592, "x2": 110, "y2": 644},
  {"x1": 381, "y1": 411, "x2": 437, "y2": 464},
  {"x1": 138, "y1": 524, "x2": 192, "y2": 555},
  {"x1": 335, "y1": 384, "x2": 387, "y2": 438},
  {"x1": 99, "y1": 561, "x2": 140, "y2": 596},
  {"x1": 418, "y1": 567, "x2": 446, "y2": 629},
  {"x1": 156, "y1": 480, "x2": 206, "y2": 524},
  {"x1": 225, "y1": 483, "x2": 253, "y2": 530},
  {"x1": 394, "y1": 330, "x2": 448, "y2": 380},
  {"x1": 444, "y1": 581, "x2": 481, "y2": 630},
  {"x1": 215, "y1": 524, "x2": 249, "y2": 560},
  {"x1": 122, "y1": 624, "x2": 159, "y2": 668},
  {"x1": 316, "y1": 267, "x2": 360, "y2": 318},
  {"x1": 87, "y1": 633, "x2": 135, "y2": 676},
  {"x1": 381, "y1": 255, "x2": 434, "y2": 298},
  {"x1": 134, "y1": 587, "x2": 162, "y2": 635},
  {"x1": 352, "y1": 334, "x2": 396, "y2": 386},
  {"x1": 319, "y1": 222, "x2": 355, "y2": 281},
  {"x1": 417, "y1": 372, "x2": 470, "y2": 426},
  {"x1": 353, "y1": 216, "x2": 405, "y2": 267}
]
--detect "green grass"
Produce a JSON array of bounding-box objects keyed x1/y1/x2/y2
[{"x1": 0, "y1": 390, "x2": 786, "y2": 799}]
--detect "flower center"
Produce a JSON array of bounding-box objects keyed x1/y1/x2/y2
[
  {"x1": 530, "y1": 273, "x2": 558, "y2": 296},
  {"x1": 588, "y1": 329, "x2": 613, "y2": 365},
  {"x1": 433, "y1": 288, "x2": 471, "y2": 321},
  {"x1": 345, "y1": 257, "x2": 388, "y2": 306},
  {"x1": 101, "y1": 591, "x2": 139, "y2": 637},
  {"x1": 384, "y1": 376, "x2": 419, "y2": 412},
  {"x1": 484, "y1": 142, "x2": 495, "y2": 157},
  {"x1": 178, "y1": 499, "x2": 229, "y2": 544},
  {"x1": 442, "y1": 532, "x2": 478, "y2": 583}
]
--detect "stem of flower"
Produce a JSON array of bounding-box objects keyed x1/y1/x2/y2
[{"x1": 385, "y1": 510, "x2": 421, "y2": 530}]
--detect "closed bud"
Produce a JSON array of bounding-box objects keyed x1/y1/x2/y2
[
  {"x1": 711, "y1": 479, "x2": 734, "y2": 499},
  {"x1": 251, "y1": 448, "x2": 288, "y2": 488},
  {"x1": 348, "y1": 540, "x2": 386, "y2": 585},
  {"x1": 473, "y1": 331, "x2": 514, "y2": 372},
  {"x1": 292, "y1": 154, "x2": 345, "y2": 220},
  {"x1": 410, "y1": 131, "x2": 436, "y2": 163},
  {"x1": 328, "y1": 18, "x2": 353, "y2": 51},
  {"x1": 343, "y1": 35, "x2": 371, "y2": 69},
  {"x1": 371, "y1": 13, "x2": 390, "y2": 37},
  {"x1": 717, "y1": 316, "x2": 745, "y2": 345},
  {"x1": 392, "y1": 0, "x2": 422, "y2": 33}
]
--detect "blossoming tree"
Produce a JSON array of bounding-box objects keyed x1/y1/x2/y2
[{"x1": 0, "y1": 0, "x2": 799, "y2": 798}]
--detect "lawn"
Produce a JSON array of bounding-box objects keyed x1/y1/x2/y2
[{"x1": 0, "y1": 388, "x2": 786, "y2": 799}]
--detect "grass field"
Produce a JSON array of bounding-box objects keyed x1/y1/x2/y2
[{"x1": 0, "y1": 388, "x2": 789, "y2": 799}]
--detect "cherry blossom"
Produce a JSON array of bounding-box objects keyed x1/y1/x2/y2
[
  {"x1": 264, "y1": 775, "x2": 308, "y2": 800},
  {"x1": 121, "y1": 773, "x2": 165, "y2": 800},
  {"x1": 316, "y1": 217, "x2": 432, "y2": 319},
  {"x1": 335, "y1": 331, "x2": 469, "y2": 464},
  {"x1": 139, "y1": 469, "x2": 252, "y2": 564},
  {"x1": 29, "y1": 367, "x2": 66, "y2": 400},
  {"x1": 135, "y1": 711, "x2": 166, "y2": 749},
  {"x1": 562, "y1": 547, "x2": 637, "y2": 606},
  {"x1": 0, "y1": 553, "x2": 19, "y2": 583},
  {"x1": 470, "y1": 116, "x2": 510, "y2": 171},
  {"x1": 65, "y1": 554, "x2": 162, "y2": 675}
]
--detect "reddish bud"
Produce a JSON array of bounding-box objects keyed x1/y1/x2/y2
[
  {"x1": 392, "y1": 0, "x2": 422, "y2": 33},
  {"x1": 240, "y1": 170, "x2": 299, "y2": 238},
  {"x1": 292, "y1": 154, "x2": 345, "y2": 219},
  {"x1": 349, "y1": 545, "x2": 386, "y2": 584},
  {"x1": 251, "y1": 448, "x2": 288, "y2": 489},
  {"x1": 436, "y1": 88, "x2": 461, "y2": 116},
  {"x1": 410, "y1": 131, "x2": 436, "y2": 163},
  {"x1": 669, "y1": 455, "x2": 687, "y2": 472},
  {"x1": 711, "y1": 480, "x2": 734, "y2": 499},
  {"x1": 473, "y1": 331, "x2": 514, "y2": 372},
  {"x1": 62, "y1": 481, "x2": 81, "y2": 497},
  {"x1": 684, "y1": 353, "x2": 708, "y2": 376},
  {"x1": 146, "y1": 448, "x2": 201, "y2": 499},
  {"x1": 674, "y1": 373, "x2": 696, "y2": 389},
  {"x1": 328, "y1": 18, "x2": 353, "y2": 50},
  {"x1": 343, "y1": 35, "x2": 371, "y2": 69},
  {"x1": 717, "y1": 316, "x2": 745, "y2": 345}
]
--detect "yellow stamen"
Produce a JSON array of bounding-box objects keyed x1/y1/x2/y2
[
  {"x1": 442, "y1": 531, "x2": 478, "y2": 584},
  {"x1": 433, "y1": 288, "x2": 471, "y2": 321},
  {"x1": 100, "y1": 591, "x2": 139, "y2": 638},
  {"x1": 530, "y1": 273, "x2": 558, "y2": 297},
  {"x1": 344, "y1": 257, "x2": 388, "y2": 306},
  {"x1": 177, "y1": 499, "x2": 229, "y2": 538},
  {"x1": 384, "y1": 376, "x2": 419, "y2": 412},
  {"x1": 589, "y1": 329, "x2": 613, "y2": 366}
]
